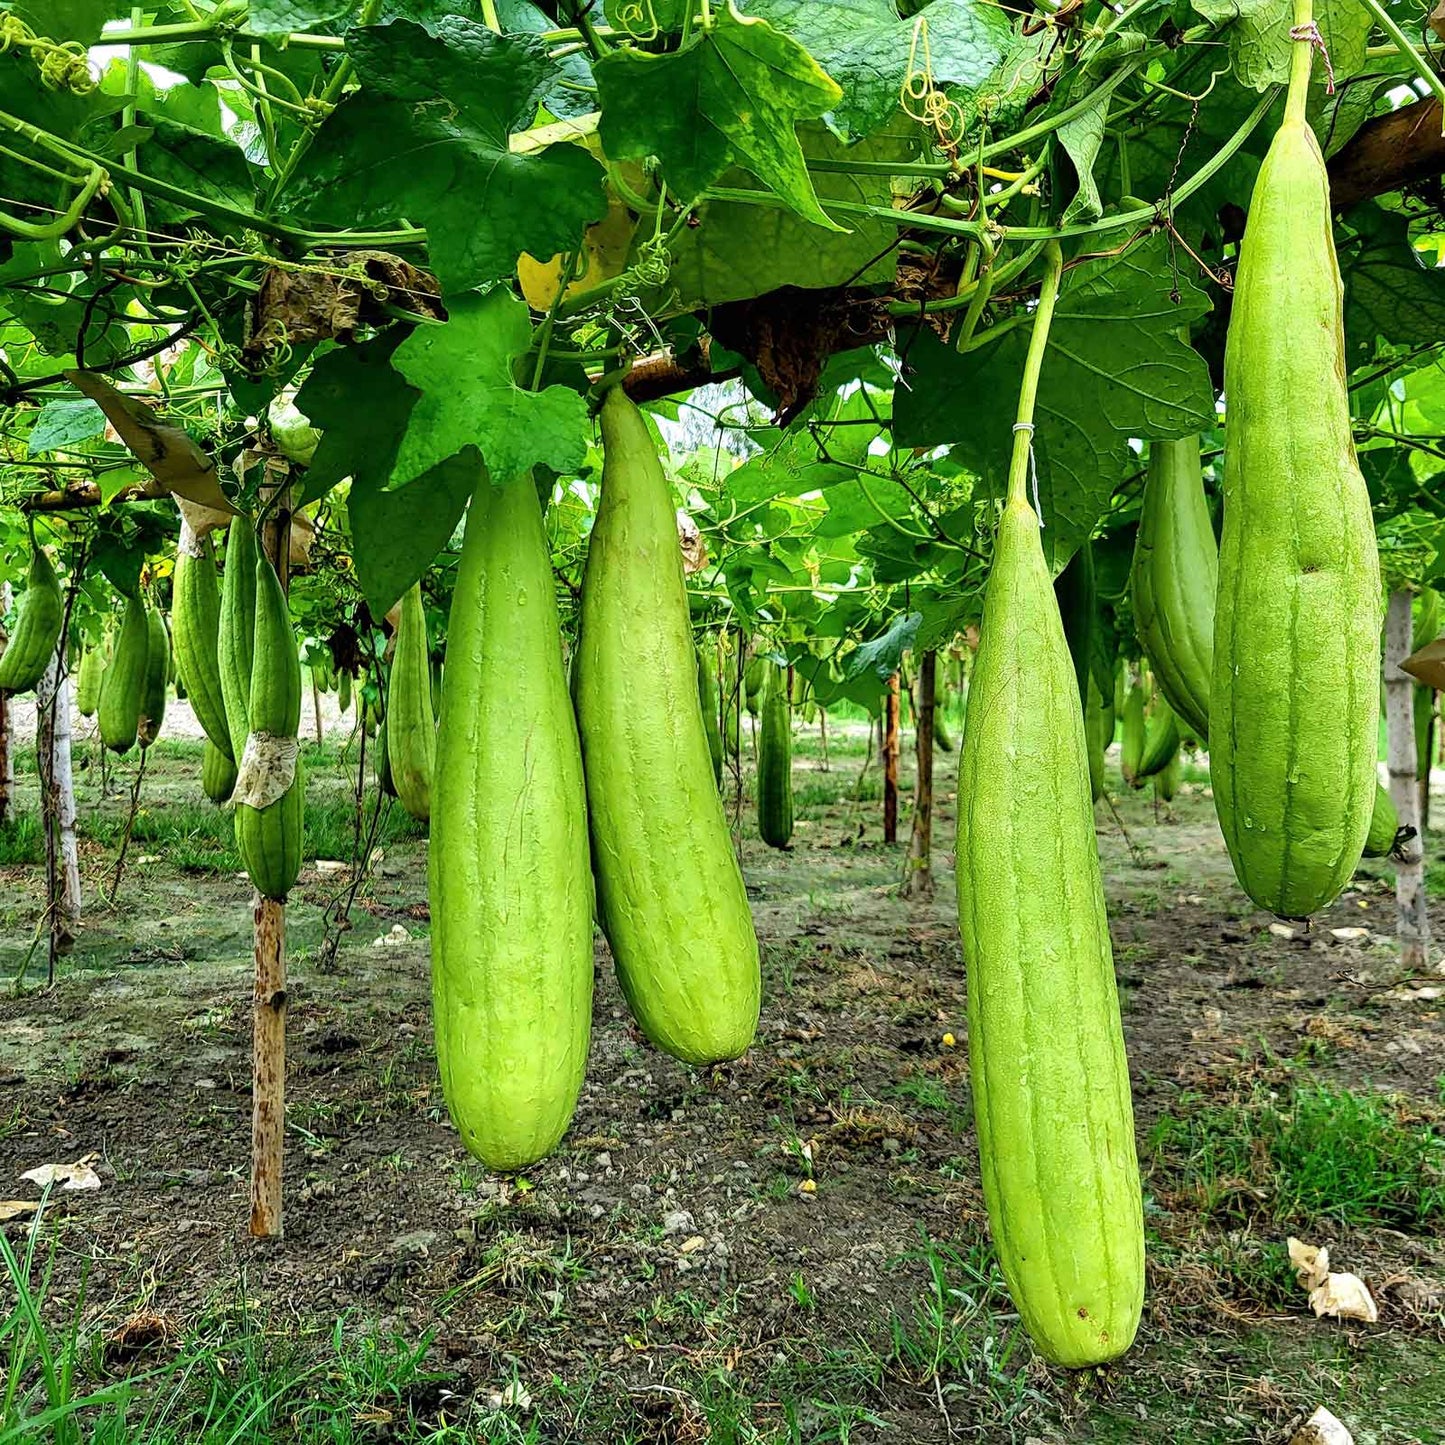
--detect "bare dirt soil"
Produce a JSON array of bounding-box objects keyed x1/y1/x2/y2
[{"x1": 2, "y1": 716, "x2": 1443, "y2": 1443}]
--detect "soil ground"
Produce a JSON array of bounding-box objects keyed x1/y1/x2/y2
[{"x1": 1, "y1": 704, "x2": 1444, "y2": 1443}]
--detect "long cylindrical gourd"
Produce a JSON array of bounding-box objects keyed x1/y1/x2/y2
[
  {"x1": 374, "y1": 714, "x2": 398, "y2": 798},
  {"x1": 1120, "y1": 675, "x2": 1146, "y2": 786},
  {"x1": 1132, "y1": 435, "x2": 1215, "y2": 741},
  {"x1": 1156, "y1": 746, "x2": 1183, "y2": 803},
  {"x1": 173, "y1": 525, "x2": 232, "y2": 759},
  {"x1": 696, "y1": 643, "x2": 724, "y2": 787},
  {"x1": 431, "y1": 470, "x2": 594, "y2": 1169},
  {"x1": 0, "y1": 539, "x2": 63, "y2": 695},
  {"x1": 202, "y1": 737, "x2": 237, "y2": 804},
  {"x1": 218, "y1": 517, "x2": 258, "y2": 756},
  {"x1": 1211, "y1": 20, "x2": 1381, "y2": 918},
  {"x1": 1361, "y1": 781, "x2": 1406, "y2": 858},
  {"x1": 1133, "y1": 696, "x2": 1181, "y2": 784},
  {"x1": 76, "y1": 640, "x2": 105, "y2": 718},
  {"x1": 1085, "y1": 671, "x2": 1109, "y2": 802},
  {"x1": 957, "y1": 243, "x2": 1143, "y2": 1368},
  {"x1": 743, "y1": 656, "x2": 764, "y2": 717},
  {"x1": 236, "y1": 758, "x2": 305, "y2": 900},
  {"x1": 234, "y1": 550, "x2": 304, "y2": 902},
  {"x1": 386, "y1": 582, "x2": 434, "y2": 821},
  {"x1": 137, "y1": 605, "x2": 169, "y2": 748},
  {"x1": 757, "y1": 661, "x2": 794, "y2": 848},
  {"x1": 575, "y1": 388, "x2": 761, "y2": 1066},
  {"x1": 1053, "y1": 539, "x2": 1095, "y2": 713},
  {"x1": 721, "y1": 646, "x2": 742, "y2": 761},
  {"x1": 337, "y1": 668, "x2": 352, "y2": 714},
  {"x1": 98, "y1": 593, "x2": 149, "y2": 755}
]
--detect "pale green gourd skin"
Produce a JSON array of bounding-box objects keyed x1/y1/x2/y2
[
  {"x1": 99, "y1": 593, "x2": 150, "y2": 755},
  {"x1": 1212, "y1": 114, "x2": 1381, "y2": 919},
  {"x1": 575, "y1": 388, "x2": 761, "y2": 1067},
  {"x1": 0, "y1": 543, "x2": 63, "y2": 695},
  {"x1": 757, "y1": 663, "x2": 794, "y2": 848},
  {"x1": 387, "y1": 582, "x2": 435, "y2": 822},
  {"x1": 1134, "y1": 696, "x2": 1181, "y2": 784},
  {"x1": 958, "y1": 495, "x2": 1144, "y2": 1369},
  {"x1": 138, "y1": 606, "x2": 169, "y2": 748},
  {"x1": 237, "y1": 761, "x2": 305, "y2": 899},
  {"x1": 235, "y1": 551, "x2": 304, "y2": 902},
  {"x1": 1119, "y1": 677, "x2": 1146, "y2": 786},
  {"x1": 218, "y1": 518, "x2": 258, "y2": 756},
  {"x1": 430, "y1": 472, "x2": 594, "y2": 1171},
  {"x1": 1131, "y1": 436, "x2": 1215, "y2": 742},
  {"x1": 202, "y1": 738, "x2": 237, "y2": 804},
  {"x1": 696, "y1": 644, "x2": 724, "y2": 788},
  {"x1": 76, "y1": 643, "x2": 105, "y2": 718},
  {"x1": 1085, "y1": 672, "x2": 1108, "y2": 802},
  {"x1": 1362, "y1": 781, "x2": 1400, "y2": 858},
  {"x1": 174, "y1": 532, "x2": 232, "y2": 760}
]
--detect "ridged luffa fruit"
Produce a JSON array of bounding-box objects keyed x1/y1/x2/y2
[
  {"x1": 1211, "y1": 16, "x2": 1381, "y2": 918},
  {"x1": 574, "y1": 388, "x2": 760, "y2": 1066},
  {"x1": 430, "y1": 470, "x2": 594, "y2": 1169},
  {"x1": 956, "y1": 244, "x2": 1143, "y2": 1368},
  {"x1": 1131, "y1": 434, "x2": 1215, "y2": 742}
]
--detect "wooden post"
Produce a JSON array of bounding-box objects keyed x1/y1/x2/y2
[
  {"x1": 903, "y1": 651, "x2": 936, "y2": 897},
  {"x1": 312, "y1": 672, "x2": 323, "y2": 746},
  {"x1": 884, "y1": 672, "x2": 900, "y2": 843},
  {"x1": 819, "y1": 709, "x2": 828, "y2": 772},
  {"x1": 251, "y1": 894, "x2": 287, "y2": 1237},
  {"x1": 1386, "y1": 589, "x2": 1430, "y2": 971},
  {"x1": 251, "y1": 474, "x2": 293, "y2": 1239},
  {"x1": 36, "y1": 647, "x2": 81, "y2": 978}
]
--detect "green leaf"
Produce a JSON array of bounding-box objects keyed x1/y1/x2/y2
[
  {"x1": 136, "y1": 116, "x2": 261, "y2": 216},
  {"x1": 294, "y1": 333, "x2": 476, "y2": 615},
  {"x1": 894, "y1": 233, "x2": 1216, "y2": 569},
  {"x1": 27, "y1": 399, "x2": 106, "y2": 456},
  {"x1": 291, "y1": 18, "x2": 607, "y2": 293},
  {"x1": 660, "y1": 120, "x2": 908, "y2": 311},
  {"x1": 1189, "y1": 0, "x2": 1368, "y2": 90},
  {"x1": 248, "y1": 0, "x2": 355, "y2": 33},
  {"x1": 389, "y1": 289, "x2": 591, "y2": 487},
  {"x1": 845, "y1": 610, "x2": 921, "y2": 681},
  {"x1": 1341, "y1": 204, "x2": 1445, "y2": 362},
  {"x1": 739, "y1": 0, "x2": 1012, "y2": 142},
  {"x1": 596, "y1": 6, "x2": 845, "y2": 230}
]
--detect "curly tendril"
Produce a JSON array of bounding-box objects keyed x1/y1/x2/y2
[
  {"x1": 614, "y1": 0, "x2": 660, "y2": 42},
  {"x1": 0, "y1": 11, "x2": 96, "y2": 94},
  {"x1": 901, "y1": 17, "x2": 965, "y2": 152}
]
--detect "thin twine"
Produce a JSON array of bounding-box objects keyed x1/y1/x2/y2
[
  {"x1": 1012, "y1": 421, "x2": 1044, "y2": 525},
  {"x1": 1288, "y1": 21, "x2": 1336, "y2": 94}
]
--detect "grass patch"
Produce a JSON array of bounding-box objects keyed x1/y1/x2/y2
[
  {"x1": 1150, "y1": 1081, "x2": 1445, "y2": 1229},
  {"x1": 0, "y1": 814, "x2": 44, "y2": 865}
]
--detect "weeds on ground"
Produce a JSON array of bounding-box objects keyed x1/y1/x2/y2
[{"x1": 1150, "y1": 1081, "x2": 1445, "y2": 1229}]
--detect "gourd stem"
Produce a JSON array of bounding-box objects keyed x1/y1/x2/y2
[
  {"x1": 1285, "y1": 0, "x2": 1314, "y2": 127},
  {"x1": 1006, "y1": 240, "x2": 1063, "y2": 511}
]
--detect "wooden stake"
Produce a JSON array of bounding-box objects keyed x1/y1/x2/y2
[
  {"x1": 251, "y1": 471, "x2": 294, "y2": 1239},
  {"x1": 884, "y1": 671, "x2": 900, "y2": 844},
  {"x1": 37, "y1": 648, "x2": 81, "y2": 979},
  {"x1": 1386, "y1": 589, "x2": 1430, "y2": 970},
  {"x1": 250, "y1": 894, "x2": 287, "y2": 1238},
  {"x1": 903, "y1": 651, "x2": 936, "y2": 897}
]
